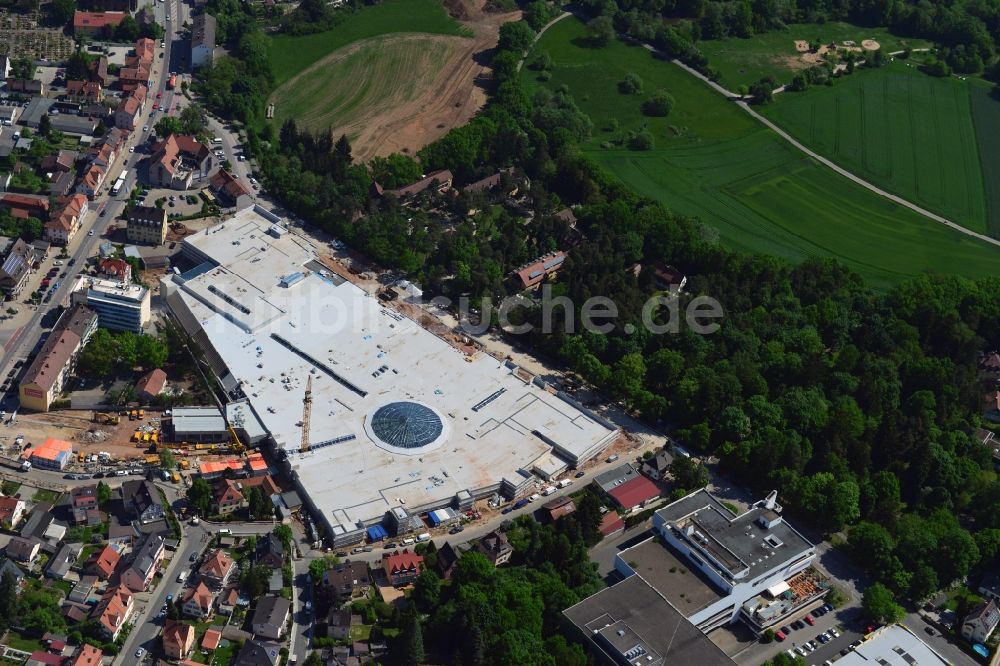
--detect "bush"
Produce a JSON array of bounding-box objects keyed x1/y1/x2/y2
[
  {"x1": 641, "y1": 90, "x2": 674, "y2": 116},
  {"x1": 619, "y1": 72, "x2": 644, "y2": 94},
  {"x1": 761, "y1": 628, "x2": 775, "y2": 643}
]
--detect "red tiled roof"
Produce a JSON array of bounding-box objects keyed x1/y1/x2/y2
[
  {"x1": 383, "y1": 549, "x2": 423, "y2": 576},
  {"x1": 607, "y1": 475, "x2": 661, "y2": 509},
  {"x1": 69, "y1": 643, "x2": 103, "y2": 666},
  {"x1": 135, "y1": 368, "x2": 166, "y2": 396},
  {"x1": 201, "y1": 628, "x2": 222, "y2": 651},
  {"x1": 88, "y1": 544, "x2": 120, "y2": 578},
  {"x1": 73, "y1": 11, "x2": 126, "y2": 30},
  {"x1": 99, "y1": 258, "x2": 131, "y2": 280},
  {"x1": 513, "y1": 251, "x2": 567, "y2": 289},
  {"x1": 599, "y1": 511, "x2": 624, "y2": 536}
]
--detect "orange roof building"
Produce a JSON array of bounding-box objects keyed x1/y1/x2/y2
[
  {"x1": 382, "y1": 549, "x2": 423, "y2": 586},
  {"x1": 198, "y1": 459, "x2": 243, "y2": 477},
  {"x1": 247, "y1": 452, "x2": 267, "y2": 475},
  {"x1": 73, "y1": 11, "x2": 126, "y2": 36},
  {"x1": 201, "y1": 627, "x2": 222, "y2": 651},
  {"x1": 27, "y1": 438, "x2": 73, "y2": 470}
]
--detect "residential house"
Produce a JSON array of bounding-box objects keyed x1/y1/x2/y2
[
  {"x1": 121, "y1": 534, "x2": 164, "y2": 591},
  {"x1": 40, "y1": 150, "x2": 77, "y2": 174},
  {"x1": 980, "y1": 572, "x2": 1000, "y2": 603},
  {"x1": 987, "y1": 391, "x2": 1000, "y2": 423},
  {"x1": 477, "y1": 531, "x2": 513, "y2": 566},
  {"x1": 108, "y1": 516, "x2": 135, "y2": 552},
  {"x1": 6, "y1": 536, "x2": 39, "y2": 563},
  {"x1": 0, "y1": 496, "x2": 26, "y2": 528},
  {"x1": 73, "y1": 11, "x2": 126, "y2": 37},
  {"x1": 542, "y1": 496, "x2": 576, "y2": 521},
  {"x1": 18, "y1": 305, "x2": 98, "y2": 411},
  {"x1": 328, "y1": 610, "x2": 360, "y2": 640},
  {"x1": 114, "y1": 94, "x2": 142, "y2": 130},
  {"x1": 135, "y1": 368, "x2": 166, "y2": 401},
  {"x1": 961, "y1": 599, "x2": 999, "y2": 643},
  {"x1": 46, "y1": 542, "x2": 82, "y2": 579},
  {"x1": 324, "y1": 560, "x2": 371, "y2": 601},
  {"x1": 121, "y1": 480, "x2": 164, "y2": 524},
  {"x1": 436, "y1": 542, "x2": 460, "y2": 580},
  {"x1": 44, "y1": 193, "x2": 88, "y2": 244},
  {"x1": 212, "y1": 478, "x2": 245, "y2": 515},
  {"x1": 251, "y1": 595, "x2": 290, "y2": 640},
  {"x1": 98, "y1": 258, "x2": 132, "y2": 283},
  {"x1": 201, "y1": 627, "x2": 222, "y2": 653},
  {"x1": 652, "y1": 263, "x2": 688, "y2": 292},
  {"x1": 68, "y1": 644, "x2": 102, "y2": 666},
  {"x1": 183, "y1": 581, "x2": 215, "y2": 618},
  {"x1": 0, "y1": 238, "x2": 32, "y2": 296},
  {"x1": 599, "y1": 511, "x2": 625, "y2": 538},
  {"x1": 147, "y1": 134, "x2": 212, "y2": 189},
  {"x1": 198, "y1": 549, "x2": 235, "y2": 588},
  {"x1": 89, "y1": 56, "x2": 109, "y2": 86},
  {"x1": 511, "y1": 250, "x2": 567, "y2": 290},
  {"x1": 162, "y1": 620, "x2": 196, "y2": 660},
  {"x1": 216, "y1": 587, "x2": 239, "y2": 616},
  {"x1": 65, "y1": 80, "x2": 103, "y2": 104},
  {"x1": 381, "y1": 169, "x2": 453, "y2": 199},
  {"x1": 234, "y1": 640, "x2": 281, "y2": 666},
  {"x1": 85, "y1": 544, "x2": 120, "y2": 580},
  {"x1": 191, "y1": 13, "x2": 217, "y2": 69},
  {"x1": 75, "y1": 163, "x2": 105, "y2": 199},
  {"x1": 256, "y1": 533, "x2": 284, "y2": 569},
  {"x1": 90, "y1": 585, "x2": 134, "y2": 641},
  {"x1": 25, "y1": 652, "x2": 63, "y2": 666},
  {"x1": 0, "y1": 557, "x2": 26, "y2": 589},
  {"x1": 641, "y1": 450, "x2": 674, "y2": 481},
  {"x1": 463, "y1": 168, "x2": 518, "y2": 195},
  {"x1": 126, "y1": 204, "x2": 168, "y2": 245},
  {"x1": 382, "y1": 549, "x2": 423, "y2": 586},
  {"x1": 71, "y1": 484, "x2": 98, "y2": 511},
  {"x1": 209, "y1": 168, "x2": 252, "y2": 209}
]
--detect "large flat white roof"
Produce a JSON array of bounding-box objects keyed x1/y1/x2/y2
[
  {"x1": 836, "y1": 624, "x2": 949, "y2": 666},
  {"x1": 163, "y1": 209, "x2": 617, "y2": 529}
]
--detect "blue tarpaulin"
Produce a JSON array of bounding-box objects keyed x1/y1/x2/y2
[{"x1": 366, "y1": 524, "x2": 388, "y2": 541}]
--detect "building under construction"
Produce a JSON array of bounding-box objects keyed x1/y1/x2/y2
[{"x1": 159, "y1": 207, "x2": 619, "y2": 547}]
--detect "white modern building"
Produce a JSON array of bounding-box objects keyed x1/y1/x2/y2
[
  {"x1": 615, "y1": 489, "x2": 817, "y2": 632},
  {"x1": 160, "y1": 207, "x2": 619, "y2": 547},
  {"x1": 836, "y1": 624, "x2": 950, "y2": 666},
  {"x1": 70, "y1": 276, "x2": 150, "y2": 333}
]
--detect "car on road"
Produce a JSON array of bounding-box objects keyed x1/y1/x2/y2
[
  {"x1": 189, "y1": 552, "x2": 198, "y2": 562},
  {"x1": 99, "y1": 209, "x2": 106, "y2": 217},
  {"x1": 67, "y1": 258, "x2": 74, "y2": 266},
  {"x1": 449, "y1": 525, "x2": 464, "y2": 534},
  {"x1": 88, "y1": 230, "x2": 94, "y2": 236},
  {"x1": 166, "y1": 594, "x2": 173, "y2": 603},
  {"x1": 135, "y1": 648, "x2": 145, "y2": 658},
  {"x1": 574, "y1": 471, "x2": 585, "y2": 478},
  {"x1": 129, "y1": 146, "x2": 134, "y2": 153},
  {"x1": 143, "y1": 125, "x2": 149, "y2": 132},
  {"x1": 93, "y1": 472, "x2": 104, "y2": 478},
  {"x1": 501, "y1": 506, "x2": 513, "y2": 514},
  {"x1": 925, "y1": 627, "x2": 936, "y2": 636}
]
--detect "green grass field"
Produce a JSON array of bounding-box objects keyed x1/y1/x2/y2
[
  {"x1": 271, "y1": 34, "x2": 454, "y2": 134},
  {"x1": 522, "y1": 18, "x2": 1000, "y2": 288},
  {"x1": 969, "y1": 85, "x2": 1000, "y2": 237},
  {"x1": 698, "y1": 22, "x2": 929, "y2": 89},
  {"x1": 269, "y1": 0, "x2": 464, "y2": 86},
  {"x1": 763, "y1": 62, "x2": 994, "y2": 234}
]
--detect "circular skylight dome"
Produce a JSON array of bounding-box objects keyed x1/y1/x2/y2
[{"x1": 367, "y1": 401, "x2": 446, "y2": 454}]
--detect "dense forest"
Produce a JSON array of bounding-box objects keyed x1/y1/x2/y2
[{"x1": 195, "y1": 0, "x2": 1000, "y2": 620}]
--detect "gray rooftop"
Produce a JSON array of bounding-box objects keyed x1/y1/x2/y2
[
  {"x1": 594, "y1": 463, "x2": 639, "y2": 493},
  {"x1": 835, "y1": 624, "x2": 948, "y2": 666},
  {"x1": 656, "y1": 490, "x2": 814, "y2": 582},
  {"x1": 564, "y1": 575, "x2": 734, "y2": 666},
  {"x1": 172, "y1": 406, "x2": 226, "y2": 435},
  {"x1": 620, "y1": 537, "x2": 723, "y2": 615}
]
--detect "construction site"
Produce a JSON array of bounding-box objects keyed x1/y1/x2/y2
[{"x1": 159, "y1": 206, "x2": 621, "y2": 545}]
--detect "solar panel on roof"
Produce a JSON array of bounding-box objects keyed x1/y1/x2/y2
[
  {"x1": 542, "y1": 256, "x2": 564, "y2": 270},
  {"x1": 528, "y1": 270, "x2": 543, "y2": 279}
]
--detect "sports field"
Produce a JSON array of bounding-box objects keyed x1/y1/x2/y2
[
  {"x1": 699, "y1": 22, "x2": 929, "y2": 89},
  {"x1": 269, "y1": 0, "x2": 465, "y2": 86},
  {"x1": 763, "y1": 62, "x2": 996, "y2": 235},
  {"x1": 521, "y1": 18, "x2": 1000, "y2": 288}
]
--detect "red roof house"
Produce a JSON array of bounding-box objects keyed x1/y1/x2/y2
[
  {"x1": 606, "y1": 475, "x2": 661, "y2": 512},
  {"x1": 382, "y1": 549, "x2": 423, "y2": 586}
]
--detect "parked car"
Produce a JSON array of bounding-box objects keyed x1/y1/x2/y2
[
  {"x1": 780, "y1": 626, "x2": 791, "y2": 635},
  {"x1": 775, "y1": 631, "x2": 786, "y2": 642},
  {"x1": 804, "y1": 615, "x2": 815, "y2": 626}
]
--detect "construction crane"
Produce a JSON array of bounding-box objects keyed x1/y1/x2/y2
[{"x1": 300, "y1": 375, "x2": 313, "y2": 453}]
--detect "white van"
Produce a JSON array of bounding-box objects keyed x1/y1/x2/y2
[
  {"x1": 217, "y1": 528, "x2": 232, "y2": 535},
  {"x1": 401, "y1": 538, "x2": 415, "y2": 545},
  {"x1": 212, "y1": 138, "x2": 223, "y2": 145},
  {"x1": 176, "y1": 570, "x2": 188, "y2": 583},
  {"x1": 416, "y1": 533, "x2": 431, "y2": 542},
  {"x1": 542, "y1": 486, "x2": 557, "y2": 496}
]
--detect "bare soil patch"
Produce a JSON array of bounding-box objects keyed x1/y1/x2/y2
[{"x1": 861, "y1": 39, "x2": 880, "y2": 50}]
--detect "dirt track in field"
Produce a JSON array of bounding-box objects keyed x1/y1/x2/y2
[{"x1": 275, "y1": 0, "x2": 518, "y2": 162}]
